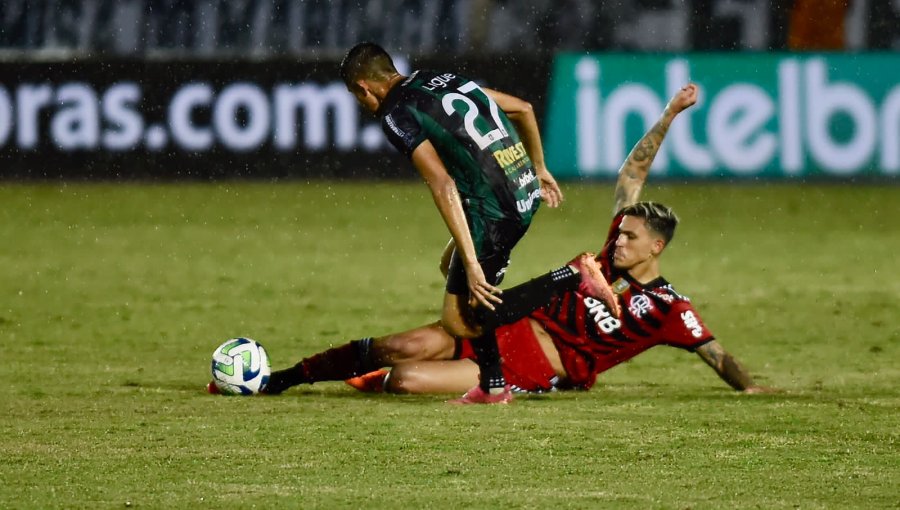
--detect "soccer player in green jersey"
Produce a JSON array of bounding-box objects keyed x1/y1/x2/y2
[{"x1": 334, "y1": 42, "x2": 609, "y2": 403}]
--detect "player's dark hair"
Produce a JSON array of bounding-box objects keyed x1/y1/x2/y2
[
  {"x1": 340, "y1": 42, "x2": 398, "y2": 92},
  {"x1": 619, "y1": 201, "x2": 679, "y2": 245}
]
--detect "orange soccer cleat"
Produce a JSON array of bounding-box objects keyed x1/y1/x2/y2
[
  {"x1": 344, "y1": 369, "x2": 390, "y2": 393},
  {"x1": 567, "y1": 253, "x2": 621, "y2": 318}
]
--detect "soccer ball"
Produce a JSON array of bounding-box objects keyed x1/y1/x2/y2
[{"x1": 210, "y1": 337, "x2": 271, "y2": 395}]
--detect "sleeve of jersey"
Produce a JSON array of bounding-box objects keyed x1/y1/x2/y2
[
  {"x1": 663, "y1": 301, "x2": 715, "y2": 351},
  {"x1": 382, "y1": 106, "x2": 427, "y2": 158}
]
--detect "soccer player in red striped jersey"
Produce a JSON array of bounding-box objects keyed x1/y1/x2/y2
[{"x1": 252, "y1": 83, "x2": 773, "y2": 398}]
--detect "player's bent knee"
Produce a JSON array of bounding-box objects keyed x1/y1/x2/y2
[
  {"x1": 384, "y1": 366, "x2": 422, "y2": 394},
  {"x1": 378, "y1": 324, "x2": 452, "y2": 362},
  {"x1": 381, "y1": 335, "x2": 427, "y2": 361}
]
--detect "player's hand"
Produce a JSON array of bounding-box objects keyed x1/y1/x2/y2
[
  {"x1": 668, "y1": 83, "x2": 699, "y2": 114},
  {"x1": 465, "y1": 262, "x2": 503, "y2": 310},
  {"x1": 536, "y1": 166, "x2": 563, "y2": 208}
]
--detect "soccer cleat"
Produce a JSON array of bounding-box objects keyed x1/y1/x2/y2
[
  {"x1": 344, "y1": 369, "x2": 390, "y2": 393},
  {"x1": 448, "y1": 385, "x2": 514, "y2": 405},
  {"x1": 206, "y1": 380, "x2": 222, "y2": 395},
  {"x1": 567, "y1": 252, "x2": 622, "y2": 318}
]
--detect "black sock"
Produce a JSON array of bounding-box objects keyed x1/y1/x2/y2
[
  {"x1": 475, "y1": 265, "x2": 578, "y2": 330},
  {"x1": 351, "y1": 337, "x2": 378, "y2": 374},
  {"x1": 470, "y1": 330, "x2": 506, "y2": 391},
  {"x1": 264, "y1": 337, "x2": 376, "y2": 394}
]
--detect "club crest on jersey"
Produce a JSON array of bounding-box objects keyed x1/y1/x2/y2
[
  {"x1": 612, "y1": 278, "x2": 630, "y2": 295},
  {"x1": 628, "y1": 294, "x2": 653, "y2": 318}
]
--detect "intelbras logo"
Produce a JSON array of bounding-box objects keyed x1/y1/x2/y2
[{"x1": 546, "y1": 54, "x2": 900, "y2": 178}]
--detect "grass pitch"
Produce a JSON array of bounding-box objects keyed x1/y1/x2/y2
[{"x1": 1, "y1": 181, "x2": 898, "y2": 509}]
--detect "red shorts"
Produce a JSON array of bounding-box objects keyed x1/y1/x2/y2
[{"x1": 457, "y1": 318, "x2": 560, "y2": 393}]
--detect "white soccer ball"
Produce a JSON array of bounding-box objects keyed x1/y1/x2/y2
[{"x1": 210, "y1": 337, "x2": 271, "y2": 395}]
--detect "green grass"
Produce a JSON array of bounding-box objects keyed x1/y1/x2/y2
[{"x1": 1, "y1": 181, "x2": 898, "y2": 509}]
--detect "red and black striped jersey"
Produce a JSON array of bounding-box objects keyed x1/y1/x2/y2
[{"x1": 528, "y1": 213, "x2": 714, "y2": 389}]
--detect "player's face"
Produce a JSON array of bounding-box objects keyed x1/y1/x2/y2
[{"x1": 613, "y1": 215, "x2": 660, "y2": 269}]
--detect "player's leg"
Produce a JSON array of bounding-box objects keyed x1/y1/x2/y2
[
  {"x1": 377, "y1": 321, "x2": 458, "y2": 364},
  {"x1": 386, "y1": 359, "x2": 480, "y2": 394},
  {"x1": 442, "y1": 252, "x2": 620, "y2": 336},
  {"x1": 441, "y1": 251, "x2": 508, "y2": 399},
  {"x1": 387, "y1": 320, "x2": 564, "y2": 396},
  {"x1": 260, "y1": 322, "x2": 456, "y2": 395},
  {"x1": 442, "y1": 250, "x2": 614, "y2": 400}
]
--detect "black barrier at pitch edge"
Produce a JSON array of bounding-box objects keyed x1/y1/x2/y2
[{"x1": 0, "y1": 57, "x2": 552, "y2": 180}]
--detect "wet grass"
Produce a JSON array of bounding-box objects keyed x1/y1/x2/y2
[{"x1": 1, "y1": 181, "x2": 898, "y2": 509}]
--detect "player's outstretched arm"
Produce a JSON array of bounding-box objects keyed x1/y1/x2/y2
[
  {"x1": 612, "y1": 83, "x2": 699, "y2": 214},
  {"x1": 411, "y1": 141, "x2": 501, "y2": 311},
  {"x1": 484, "y1": 87, "x2": 563, "y2": 208},
  {"x1": 695, "y1": 340, "x2": 775, "y2": 393}
]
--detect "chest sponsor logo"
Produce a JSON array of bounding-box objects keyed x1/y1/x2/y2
[
  {"x1": 680, "y1": 310, "x2": 704, "y2": 338},
  {"x1": 628, "y1": 294, "x2": 653, "y2": 318},
  {"x1": 584, "y1": 296, "x2": 621, "y2": 334},
  {"x1": 493, "y1": 141, "x2": 528, "y2": 168}
]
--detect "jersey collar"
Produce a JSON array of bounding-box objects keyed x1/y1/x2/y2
[
  {"x1": 614, "y1": 269, "x2": 668, "y2": 293},
  {"x1": 376, "y1": 72, "x2": 415, "y2": 117}
]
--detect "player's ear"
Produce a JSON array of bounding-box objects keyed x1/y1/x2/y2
[
  {"x1": 652, "y1": 237, "x2": 666, "y2": 256},
  {"x1": 355, "y1": 79, "x2": 372, "y2": 96}
]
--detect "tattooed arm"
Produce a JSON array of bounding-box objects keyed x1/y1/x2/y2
[
  {"x1": 695, "y1": 340, "x2": 774, "y2": 393},
  {"x1": 612, "y1": 83, "x2": 699, "y2": 214}
]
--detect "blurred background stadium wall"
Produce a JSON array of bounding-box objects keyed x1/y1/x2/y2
[{"x1": 0, "y1": 0, "x2": 897, "y2": 179}]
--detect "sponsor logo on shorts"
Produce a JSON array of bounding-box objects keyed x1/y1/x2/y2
[
  {"x1": 516, "y1": 188, "x2": 542, "y2": 213},
  {"x1": 517, "y1": 170, "x2": 536, "y2": 188}
]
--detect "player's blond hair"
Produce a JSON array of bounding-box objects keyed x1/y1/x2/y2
[
  {"x1": 619, "y1": 201, "x2": 679, "y2": 246},
  {"x1": 340, "y1": 42, "x2": 398, "y2": 93}
]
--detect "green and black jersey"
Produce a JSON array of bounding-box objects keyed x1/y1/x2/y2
[{"x1": 378, "y1": 70, "x2": 541, "y2": 226}]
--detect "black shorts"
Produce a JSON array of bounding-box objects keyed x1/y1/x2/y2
[{"x1": 445, "y1": 217, "x2": 529, "y2": 296}]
